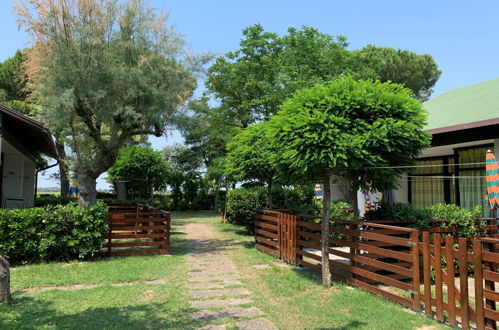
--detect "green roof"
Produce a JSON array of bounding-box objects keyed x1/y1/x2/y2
[{"x1": 424, "y1": 78, "x2": 499, "y2": 130}]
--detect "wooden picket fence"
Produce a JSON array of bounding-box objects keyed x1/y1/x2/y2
[
  {"x1": 102, "y1": 204, "x2": 171, "y2": 256},
  {"x1": 254, "y1": 209, "x2": 499, "y2": 329}
]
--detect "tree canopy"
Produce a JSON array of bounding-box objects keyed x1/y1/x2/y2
[
  {"x1": 205, "y1": 24, "x2": 364, "y2": 129},
  {"x1": 355, "y1": 45, "x2": 441, "y2": 102},
  {"x1": 225, "y1": 122, "x2": 277, "y2": 190},
  {"x1": 16, "y1": 0, "x2": 208, "y2": 206},
  {"x1": 270, "y1": 76, "x2": 431, "y2": 285},
  {"x1": 107, "y1": 146, "x2": 168, "y2": 199}
]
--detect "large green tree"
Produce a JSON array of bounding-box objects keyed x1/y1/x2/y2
[
  {"x1": 355, "y1": 45, "x2": 441, "y2": 102},
  {"x1": 205, "y1": 24, "x2": 365, "y2": 129},
  {"x1": 108, "y1": 146, "x2": 168, "y2": 200},
  {"x1": 225, "y1": 122, "x2": 278, "y2": 198},
  {"x1": 16, "y1": 0, "x2": 208, "y2": 207},
  {"x1": 0, "y1": 50, "x2": 28, "y2": 102},
  {"x1": 270, "y1": 77, "x2": 430, "y2": 286}
]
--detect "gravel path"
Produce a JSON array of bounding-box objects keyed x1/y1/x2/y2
[{"x1": 184, "y1": 222, "x2": 276, "y2": 330}]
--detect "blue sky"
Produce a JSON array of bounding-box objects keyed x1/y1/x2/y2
[{"x1": 2, "y1": 0, "x2": 499, "y2": 188}]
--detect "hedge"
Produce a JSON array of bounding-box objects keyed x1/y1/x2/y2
[
  {"x1": 225, "y1": 186, "x2": 315, "y2": 233},
  {"x1": 0, "y1": 201, "x2": 108, "y2": 264}
]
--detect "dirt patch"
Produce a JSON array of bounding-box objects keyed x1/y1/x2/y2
[
  {"x1": 191, "y1": 306, "x2": 262, "y2": 321},
  {"x1": 236, "y1": 317, "x2": 277, "y2": 330},
  {"x1": 136, "y1": 289, "x2": 154, "y2": 302},
  {"x1": 16, "y1": 278, "x2": 167, "y2": 294}
]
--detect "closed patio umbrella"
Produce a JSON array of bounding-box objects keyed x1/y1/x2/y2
[{"x1": 485, "y1": 150, "x2": 499, "y2": 217}]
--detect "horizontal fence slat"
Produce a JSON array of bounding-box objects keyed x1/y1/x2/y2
[
  {"x1": 256, "y1": 214, "x2": 279, "y2": 222},
  {"x1": 110, "y1": 241, "x2": 168, "y2": 247},
  {"x1": 256, "y1": 243, "x2": 279, "y2": 256},
  {"x1": 104, "y1": 233, "x2": 167, "y2": 239},
  {"x1": 328, "y1": 237, "x2": 413, "y2": 262},
  {"x1": 110, "y1": 225, "x2": 168, "y2": 231},
  {"x1": 328, "y1": 247, "x2": 413, "y2": 277},
  {"x1": 484, "y1": 288, "x2": 499, "y2": 302},
  {"x1": 483, "y1": 270, "x2": 499, "y2": 282},
  {"x1": 255, "y1": 237, "x2": 279, "y2": 247},
  {"x1": 255, "y1": 221, "x2": 279, "y2": 231},
  {"x1": 103, "y1": 249, "x2": 168, "y2": 256},
  {"x1": 255, "y1": 228, "x2": 278, "y2": 239}
]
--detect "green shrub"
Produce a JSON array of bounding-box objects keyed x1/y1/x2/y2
[
  {"x1": 424, "y1": 203, "x2": 483, "y2": 238},
  {"x1": 225, "y1": 186, "x2": 315, "y2": 233},
  {"x1": 365, "y1": 202, "x2": 484, "y2": 237},
  {"x1": 35, "y1": 195, "x2": 72, "y2": 207},
  {"x1": 364, "y1": 202, "x2": 432, "y2": 222},
  {"x1": 0, "y1": 201, "x2": 108, "y2": 264}
]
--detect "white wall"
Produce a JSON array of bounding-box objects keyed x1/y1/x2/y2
[{"x1": 1, "y1": 139, "x2": 36, "y2": 208}]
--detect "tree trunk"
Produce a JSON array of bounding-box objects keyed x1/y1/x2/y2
[
  {"x1": 350, "y1": 188, "x2": 360, "y2": 220},
  {"x1": 78, "y1": 175, "x2": 97, "y2": 208},
  {"x1": 214, "y1": 189, "x2": 220, "y2": 211},
  {"x1": 267, "y1": 177, "x2": 273, "y2": 208},
  {"x1": 321, "y1": 170, "x2": 332, "y2": 287},
  {"x1": 148, "y1": 180, "x2": 154, "y2": 203},
  {"x1": 55, "y1": 139, "x2": 70, "y2": 198},
  {"x1": 0, "y1": 256, "x2": 12, "y2": 304},
  {"x1": 114, "y1": 181, "x2": 127, "y2": 201}
]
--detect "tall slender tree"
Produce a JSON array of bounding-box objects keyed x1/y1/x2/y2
[{"x1": 16, "y1": 0, "x2": 208, "y2": 207}]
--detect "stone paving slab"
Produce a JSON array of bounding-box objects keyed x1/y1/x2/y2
[
  {"x1": 190, "y1": 287, "x2": 251, "y2": 298},
  {"x1": 189, "y1": 280, "x2": 243, "y2": 290},
  {"x1": 184, "y1": 222, "x2": 276, "y2": 330},
  {"x1": 190, "y1": 298, "x2": 253, "y2": 309},
  {"x1": 191, "y1": 307, "x2": 263, "y2": 321},
  {"x1": 236, "y1": 318, "x2": 277, "y2": 330},
  {"x1": 198, "y1": 325, "x2": 227, "y2": 330},
  {"x1": 189, "y1": 275, "x2": 241, "y2": 283}
]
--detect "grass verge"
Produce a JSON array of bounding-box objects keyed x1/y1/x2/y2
[{"x1": 175, "y1": 211, "x2": 445, "y2": 330}]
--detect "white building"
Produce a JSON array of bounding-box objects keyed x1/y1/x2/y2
[{"x1": 0, "y1": 104, "x2": 58, "y2": 208}]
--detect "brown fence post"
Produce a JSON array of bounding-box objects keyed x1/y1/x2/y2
[
  {"x1": 422, "y1": 231, "x2": 432, "y2": 317},
  {"x1": 484, "y1": 241, "x2": 497, "y2": 330},
  {"x1": 474, "y1": 239, "x2": 485, "y2": 330},
  {"x1": 445, "y1": 235, "x2": 457, "y2": 327},
  {"x1": 458, "y1": 237, "x2": 470, "y2": 330},
  {"x1": 290, "y1": 214, "x2": 297, "y2": 265},
  {"x1": 410, "y1": 230, "x2": 421, "y2": 312},
  {"x1": 434, "y1": 234, "x2": 444, "y2": 322}
]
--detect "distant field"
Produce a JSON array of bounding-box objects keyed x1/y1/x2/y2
[{"x1": 37, "y1": 192, "x2": 60, "y2": 196}]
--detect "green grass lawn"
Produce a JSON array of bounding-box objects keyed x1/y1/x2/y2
[
  {"x1": 176, "y1": 211, "x2": 445, "y2": 330},
  {"x1": 1, "y1": 210, "x2": 444, "y2": 329},
  {"x1": 0, "y1": 216, "x2": 200, "y2": 330}
]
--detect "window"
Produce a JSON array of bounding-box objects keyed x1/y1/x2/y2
[{"x1": 409, "y1": 145, "x2": 491, "y2": 216}]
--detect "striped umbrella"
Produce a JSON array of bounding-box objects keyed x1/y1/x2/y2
[{"x1": 485, "y1": 150, "x2": 499, "y2": 210}]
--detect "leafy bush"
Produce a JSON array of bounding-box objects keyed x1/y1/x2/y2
[
  {"x1": 225, "y1": 186, "x2": 315, "y2": 233},
  {"x1": 365, "y1": 202, "x2": 484, "y2": 237},
  {"x1": 0, "y1": 201, "x2": 108, "y2": 264},
  {"x1": 425, "y1": 203, "x2": 483, "y2": 238},
  {"x1": 35, "y1": 195, "x2": 72, "y2": 207},
  {"x1": 364, "y1": 202, "x2": 431, "y2": 222}
]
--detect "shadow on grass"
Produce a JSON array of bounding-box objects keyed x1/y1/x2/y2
[
  {"x1": 316, "y1": 320, "x2": 367, "y2": 330},
  {"x1": 0, "y1": 296, "x2": 197, "y2": 330}
]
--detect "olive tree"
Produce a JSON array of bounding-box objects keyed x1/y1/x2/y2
[
  {"x1": 270, "y1": 77, "x2": 430, "y2": 285},
  {"x1": 16, "y1": 0, "x2": 207, "y2": 207}
]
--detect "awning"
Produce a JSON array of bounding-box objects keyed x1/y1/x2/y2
[{"x1": 0, "y1": 104, "x2": 58, "y2": 160}]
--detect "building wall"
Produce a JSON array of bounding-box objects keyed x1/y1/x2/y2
[{"x1": 1, "y1": 139, "x2": 36, "y2": 208}]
